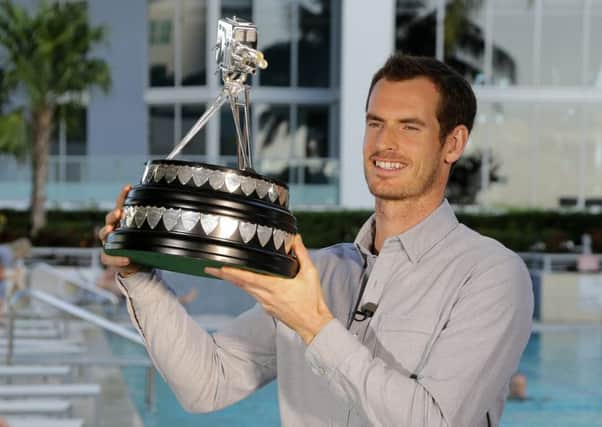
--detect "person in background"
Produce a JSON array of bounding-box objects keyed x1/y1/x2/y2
[
  {"x1": 508, "y1": 373, "x2": 528, "y2": 401},
  {"x1": 0, "y1": 237, "x2": 32, "y2": 311}
]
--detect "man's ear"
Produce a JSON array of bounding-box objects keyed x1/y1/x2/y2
[{"x1": 443, "y1": 125, "x2": 469, "y2": 164}]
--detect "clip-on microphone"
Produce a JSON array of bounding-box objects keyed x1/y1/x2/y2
[{"x1": 353, "y1": 302, "x2": 378, "y2": 322}]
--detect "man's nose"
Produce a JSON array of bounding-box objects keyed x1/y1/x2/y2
[{"x1": 374, "y1": 126, "x2": 397, "y2": 151}]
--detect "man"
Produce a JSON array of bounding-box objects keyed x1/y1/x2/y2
[{"x1": 99, "y1": 54, "x2": 533, "y2": 426}]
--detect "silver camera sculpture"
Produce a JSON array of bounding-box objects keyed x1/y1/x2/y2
[{"x1": 168, "y1": 17, "x2": 268, "y2": 169}]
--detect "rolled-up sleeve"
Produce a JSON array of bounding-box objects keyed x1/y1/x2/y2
[{"x1": 305, "y1": 255, "x2": 533, "y2": 427}]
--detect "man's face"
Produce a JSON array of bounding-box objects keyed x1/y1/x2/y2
[{"x1": 363, "y1": 77, "x2": 448, "y2": 202}]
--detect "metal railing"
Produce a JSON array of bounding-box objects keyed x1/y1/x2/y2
[
  {"x1": 0, "y1": 154, "x2": 341, "y2": 209},
  {"x1": 3, "y1": 262, "x2": 158, "y2": 408},
  {"x1": 518, "y1": 252, "x2": 602, "y2": 273}
]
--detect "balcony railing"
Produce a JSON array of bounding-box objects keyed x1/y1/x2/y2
[{"x1": 0, "y1": 155, "x2": 340, "y2": 209}]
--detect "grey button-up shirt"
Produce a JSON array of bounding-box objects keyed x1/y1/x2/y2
[{"x1": 118, "y1": 200, "x2": 533, "y2": 427}]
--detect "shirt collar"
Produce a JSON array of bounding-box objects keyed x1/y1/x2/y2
[{"x1": 354, "y1": 199, "x2": 459, "y2": 264}]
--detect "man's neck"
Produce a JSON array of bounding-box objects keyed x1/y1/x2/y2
[{"x1": 373, "y1": 195, "x2": 444, "y2": 253}]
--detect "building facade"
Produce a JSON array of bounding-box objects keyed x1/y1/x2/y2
[{"x1": 1, "y1": 0, "x2": 601, "y2": 211}]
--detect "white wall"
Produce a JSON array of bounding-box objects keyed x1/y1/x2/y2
[{"x1": 339, "y1": 0, "x2": 396, "y2": 209}]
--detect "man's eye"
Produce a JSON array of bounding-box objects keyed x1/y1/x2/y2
[
  {"x1": 403, "y1": 125, "x2": 419, "y2": 131},
  {"x1": 367, "y1": 121, "x2": 382, "y2": 129}
]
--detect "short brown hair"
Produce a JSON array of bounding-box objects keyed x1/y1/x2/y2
[{"x1": 366, "y1": 54, "x2": 477, "y2": 141}]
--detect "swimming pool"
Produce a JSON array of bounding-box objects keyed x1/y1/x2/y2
[
  {"x1": 501, "y1": 326, "x2": 602, "y2": 427},
  {"x1": 108, "y1": 326, "x2": 602, "y2": 426}
]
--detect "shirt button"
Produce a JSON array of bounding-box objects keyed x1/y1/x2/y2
[{"x1": 319, "y1": 367, "x2": 328, "y2": 376}]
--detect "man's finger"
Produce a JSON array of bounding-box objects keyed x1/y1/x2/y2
[
  {"x1": 100, "y1": 251, "x2": 131, "y2": 268},
  {"x1": 98, "y1": 225, "x2": 113, "y2": 243},
  {"x1": 115, "y1": 184, "x2": 132, "y2": 209},
  {"x1": 105, "y1": 208, "x2": 122, "y2": 226},
  {"x1": 291, "y1": 235, "x2": 313, "y2": 271}
]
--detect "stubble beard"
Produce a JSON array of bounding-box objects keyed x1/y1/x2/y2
[{"x1": 364, "y1": 161, "x2": 441, "y2": 202}]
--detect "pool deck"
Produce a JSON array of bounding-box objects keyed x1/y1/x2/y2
[{"x1": 1, "y1": 315, "x2": 144, "y2": 427}]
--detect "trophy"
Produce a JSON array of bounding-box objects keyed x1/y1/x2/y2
[{"x1": 104, "y1": 17, "x2": 299, "y2": 278}]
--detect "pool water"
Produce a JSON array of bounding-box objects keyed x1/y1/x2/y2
[
  {"x1": 108, "y1": 327, "x2": 602, "y2": 427},
  {"x1": 501, "y1": 327, "x2": 602, "y2": 427}
]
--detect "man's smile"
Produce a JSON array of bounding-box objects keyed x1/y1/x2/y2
[{"x1": 373, "y1": 159, "x2": 406, "y2": 170}]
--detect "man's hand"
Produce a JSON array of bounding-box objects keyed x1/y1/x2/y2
[
  {"x1": 205, "y1": 235, "x2": 334, "y2": 345},
  {"x1": 98, "y1": 185, "x2": 141, "y2": 277}
]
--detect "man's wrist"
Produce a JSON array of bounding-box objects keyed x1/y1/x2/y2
[{"x1": 300, "y1": 312, "x2": 335, "y2": 345}]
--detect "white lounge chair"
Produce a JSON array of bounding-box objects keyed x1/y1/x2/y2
[
  {"x1": 4, "y1": 418, "x2": 83, "y2": 427},
  {"x1": 0, "y1": 328, "x2": 61, "y2": 339},
  {"x1": 0, "y1": 383, "x2": 100, "y2": 398},
  {"x1": 0, "y1": 398, "x2": 71, "y2": 416},
  {"x1": 0, "y1": 365, "x2": 71, "y2": 380}
]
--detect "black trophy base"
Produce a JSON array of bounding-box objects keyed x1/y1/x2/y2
[{"x1": 105, "y1": 229, "x2": 298, "y2": 278}]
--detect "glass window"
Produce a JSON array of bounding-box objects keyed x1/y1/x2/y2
[
  {"x1": 395, "y1": 1, "x2": 435, "y2": 57},
  {"x1": 297, "y1": 106, "x2": 330, "y2": 184},
  {"x1": 149, "y1": 0, "x2": 175, "y2": 87},
  {"x1": 490, "y1": 1, "x2": 536, "y2": 86},
  {"x1": 298, "y1": 0, "x2": 331, "y2": 87},
  {"x1": 584, "y1": 105, "x2": 602, "y2": 201},
  {"x1": 297, "y1": 106, "x2": 329, "y2": 158},
  {"x1": 540, "y1": 2, "x2": 584, "y2": 86},
  {"x1": 180, "y1": 104, "x2": 207, "y2": 155},
  {"x1": 219, "y1": 108, "x2": 239, "y2": 159},
  {"x1": 181, "y1": 0, "x2": 207, "y2": 86},
  {"x1": 50, "y1": 106, "x2": 87, "y2": 156},
  {"x1": 65, "y1": 106, "x2": 87, "y2": 156},
  {"x1": 149, "y1": 105, "x2": 175, "y2": 155},
  {"x1": 474, "y1": 102, "x2": 535, "y2": 207},
  {"x1": 256, "y1": 0, "x2": 292, "y2": 86},
  {"x1": 587, "y1": 7, "x2": 602, "y2": 87},
  {"x1": 254, "y1": 104, "x2": 290, "y2": 181},
  {"x1": 221, "y1": 0, "x2": 252, "y2": 22},
  {"x1": 533, "y1": 104, "x2": 581, "y2": 208}
]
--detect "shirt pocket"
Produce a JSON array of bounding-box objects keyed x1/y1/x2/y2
[{"x1": 376, "y1": 314, "x2": 436, "y2": 375}]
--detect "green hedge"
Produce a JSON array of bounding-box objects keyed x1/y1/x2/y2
[{"x1": 1, "y1": 208, "x2": 601, "y2": 252}]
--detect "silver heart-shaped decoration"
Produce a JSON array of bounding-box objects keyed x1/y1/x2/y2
[
  {"x1": 147, "y1": 207, "x2": 164, "y2": 229},
  {"x1": 162, "y1": 208, "x2": 180, "y2": 231},
  {"x1": 141, "y1": 165, "x2": 155, "y2": 184},
  {"x1": 192, "y1": 167, "x2": 210, "y2": 187},
  {"x1": 134, "y1": 206, "x2": 148, "y2": 228},
  {"x1": 241, "y1": 177, "x2": 256, "y2": 196},
  {"x1": 181, "y1": 211, "x2": 200, "y2": 231},
  {"x1": 278, "y1": 187, "x2": 288, "y2": 206},
  {"x1": 178, "y1": 166, "x2": 193, "y2": 185},
  {"x1": 153, "y1": 165, "x2": 166, "y2": 182},
  {"x1": 268, "y1": 184, "x2": 278, "y2": 203},
  {"x1": 225, "y1": 173, "x2": 241, "y2": 193},
  {"x1": 209, "y1": 170, "x2": 225, "y2": 190},
  {"x1": 165, "y1": 165, "x2": 178, "y2": 183},
  {"x1": 257, "y1": 225, "x2": 272, "y2": 247},
  {"x1": 284, "y1": 233, "x2": 294, "y2": 254},
  {"x1": 200, "y1": 214, "x2": 219, "y2": 235},
  {"x1": 124, "y1": 207, "x2": 135, "y2": 227},
  {"x1": 219, "y1": 217, "x2": 238, "y2": 238},
  {"x1": 119, "y1": 208, "x2": 128, "y2": 227},
  {"x1": 256, "y1": 180, "x2": 270, "y2": 199},
  {"x1": 273, "y1": 229, "x2": 285, "y2": 250},
  {"x1": 239, "y1": 222, "x2": 257, "y2": 244}
]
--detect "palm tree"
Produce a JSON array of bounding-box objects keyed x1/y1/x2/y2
[{"x1": 0, "y1": 0, "x2": 110, "y2": 236}]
